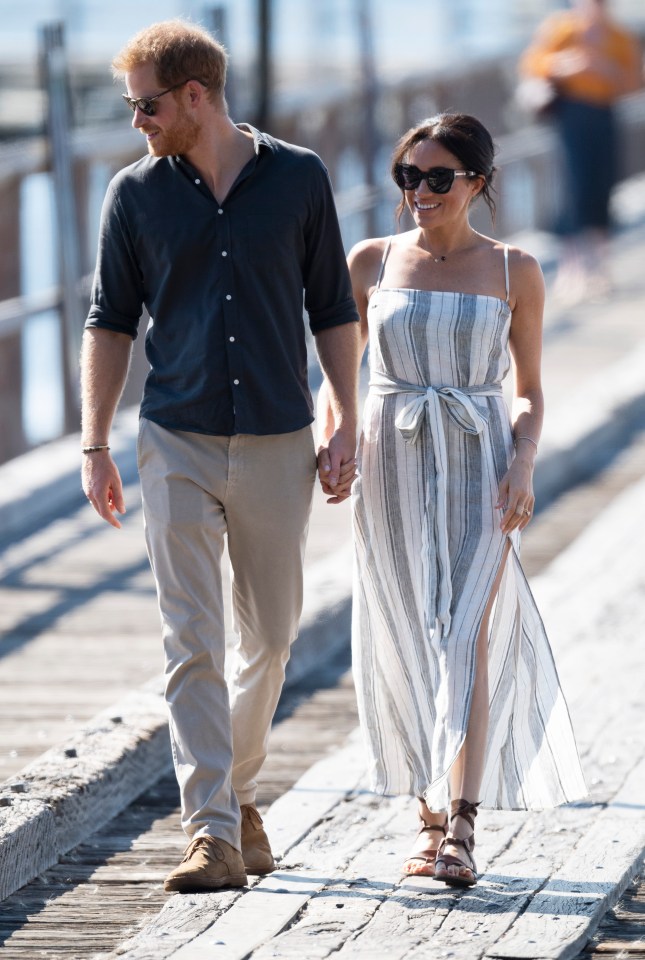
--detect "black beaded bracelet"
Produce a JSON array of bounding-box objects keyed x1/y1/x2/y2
[{"x1": 82, "y1": 444, "x2": 110, "y2": 454}]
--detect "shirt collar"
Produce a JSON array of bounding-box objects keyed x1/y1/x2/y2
[{"x1": 236, "y1": 123, "x2": 273, "y2": 154}]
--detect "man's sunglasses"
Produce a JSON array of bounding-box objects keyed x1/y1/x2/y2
[
  {"x1": 393, "y1": 164, "x2": 478, "y2": 194},
  {"x1": 122, "y1": 79, "x2": 199, "y2": 116}
]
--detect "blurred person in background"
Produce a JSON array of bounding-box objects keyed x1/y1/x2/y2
[
  {"x1": 520, "y1": 0, "x2": 642, "y2": 303},
  {"x1": 319, "y1": 113, "x2": 587, "y2": 888},
  {"x1": 81, "y1": 19, "x2": 359, "y2": 894}
]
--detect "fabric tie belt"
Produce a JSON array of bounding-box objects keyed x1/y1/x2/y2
[{"x1": 369, "y1": 370, "x2": 503, "y2": 637}]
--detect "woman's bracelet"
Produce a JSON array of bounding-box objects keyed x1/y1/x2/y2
[
  {"x1": 514, "y1": 436, "x2": 538, "y2": 451},
  {"x1": 82, "y1": 444, "x2": 110, "y2": 454}
]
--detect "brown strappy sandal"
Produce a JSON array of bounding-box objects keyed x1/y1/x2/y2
[
  {"x1": 401, "y1": 816, "x2": 447, "y2": 878},
  {"x1": 434, "y1": 799, "x2": 480, "y2": 888}
]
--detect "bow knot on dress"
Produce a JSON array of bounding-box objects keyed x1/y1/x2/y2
[{"x1": 370, "y1": 370, "x2": 502, "y2": 636}]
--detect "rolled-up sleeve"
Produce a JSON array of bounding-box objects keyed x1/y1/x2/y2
[
  {"x1": 302, "y1": 161, "x2": 359, "y2": 335},
  {"x1": 85, "y1": 181, "x2": 145, "y2": 340}
]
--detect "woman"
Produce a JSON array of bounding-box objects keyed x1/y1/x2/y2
[
  {"x1": 519, "y1": 0, "x2": 642, "y2": 301},
  {"x1": 319, "y1": 113, "x2": 586, "y2": 887}
]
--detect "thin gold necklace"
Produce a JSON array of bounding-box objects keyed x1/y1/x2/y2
[{"x1": 422, "y1": 229, "x2": 479, "y2": 263}]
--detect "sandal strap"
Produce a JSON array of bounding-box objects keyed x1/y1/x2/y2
[
  {"x1": 435, "y1": 851, "x2": 477, "y2": 877},
  {"x1": 442, "y1": 834, "x2": 474, "y2": 854},
  {"x1": 418, "y1": 822, "x2": 447, "y2": 836},
  {"x1": 449, "y1": 798, "x2": 480, "y2": 832},
  {"x1": 436, "y1": 836, "x2": 477, "y2": 874}
]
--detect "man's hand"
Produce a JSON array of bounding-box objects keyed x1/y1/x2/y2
[
  {"x1": 317, "y1": 428, "x2": 358, "y2": 504},
  {"x1": 82, "y1": 451, "x2": 126, "y2": 529}
]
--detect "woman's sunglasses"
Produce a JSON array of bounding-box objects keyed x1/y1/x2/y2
[
  {"x1": 393, "y1": 164, "x2": 478, "y2": 194},
  {"x1": 122, "y1": 79, "x2": 200, "y2": 117}
]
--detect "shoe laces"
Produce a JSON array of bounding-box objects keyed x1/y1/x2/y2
[
  {"x1": 183, "y1": 835, "x2": 226, "y2": 863},
  {"x1": 241, "y1": 804, "x2": 263, "y2": 829}
]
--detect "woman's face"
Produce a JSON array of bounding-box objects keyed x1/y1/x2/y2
[{"x1": 403, "y1": 138, "x2": 483, "y2": 230}]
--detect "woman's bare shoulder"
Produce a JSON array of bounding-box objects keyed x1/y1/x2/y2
[
  {"x1": 347, "y1": 236, "x2": 391, "y2": 289},
  {"x1": 483, "y1": 237, "x2": 543, "y2": 280},
  {"x1": 506, "y1": 242, "x2": 544, "y2": 285},
  {"x1": 348, "y1": 235, "x2": 389, "y2": 266}
]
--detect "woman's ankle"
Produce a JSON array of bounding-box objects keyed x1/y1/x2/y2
[
  {"x1": 418, "y1": 798, "x2": 447, "y2": 827},
  {"x1": 447, "y1": 813, "x2": 475, "y2": 841},
  {"x1": 447, "y1": 798, "x2": 479, "y2": 839}
]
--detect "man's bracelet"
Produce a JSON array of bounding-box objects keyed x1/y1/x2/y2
[{"x1": 82, "y1": 444, "x2": 110, "y2": 454}]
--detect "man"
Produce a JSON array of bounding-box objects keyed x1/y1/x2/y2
[{"x1": 81, "y1": 20, "x2": 359, "y2": 894}]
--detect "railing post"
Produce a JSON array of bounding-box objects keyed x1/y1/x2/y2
[
  {"x1": 355, "y1": 0, "x2": 378, "y2": 238},
  {"x1": 256, "y1": 0, "x2": 272, "y2": 130},
  {"x1": 39, "y1": 22, "x2": 83, "y2": 434}
]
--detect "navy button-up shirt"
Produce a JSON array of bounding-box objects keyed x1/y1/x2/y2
[{"x1": 86, "y1": 125, "x2": 358, "y2": 436}]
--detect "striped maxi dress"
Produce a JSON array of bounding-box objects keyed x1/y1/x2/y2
[{"x1": 351, "y1": 241, "x2": 587, "y2": 811}]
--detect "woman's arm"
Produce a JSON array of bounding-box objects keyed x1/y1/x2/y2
[
  {"x1": 497, "y1": 248, "x2": 546, "y2": 535},
  {"x1": 316, "y1": 238, "x2": 378, "y2": 503}
]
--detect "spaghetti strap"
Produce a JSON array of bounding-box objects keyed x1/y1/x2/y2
[
  {"x1": 503, "y1": 243, "x2": 510, "y2": 303},
  {"x1": 375, "y1": 237, "x2": 393, "y2": 290}
]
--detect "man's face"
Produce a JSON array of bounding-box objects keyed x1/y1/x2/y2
[{"x1": 124, "y1": 62, "x2": 200, "y2": 158}]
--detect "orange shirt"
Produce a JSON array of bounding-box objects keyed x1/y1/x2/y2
[{"x1": 520, "y1": 11, "x2": 642, "y2": 106}]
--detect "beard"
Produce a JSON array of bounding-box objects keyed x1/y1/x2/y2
[{"x1": 145, "y1": 105, "x2": 200, "y2": 158}]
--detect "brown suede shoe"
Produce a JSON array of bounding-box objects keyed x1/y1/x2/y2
[
  {"x1": 164, "y1": 836, "x2": 247, "y2": 893},
  {"x1": 240, "y1": 803, "x2": 276, "y2": 874}
]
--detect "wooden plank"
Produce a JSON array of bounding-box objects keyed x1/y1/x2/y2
[
  {"x1": 0, "y1": 684, "x2": 172, "y2": 901},
  {"x1": 251, "y1": 795, "x2": 414, "y2": 960},
  {"x1": 104, "y1": 889, "x2": 245, "y2": 960},
  {"x1": 169, "y1": 871, "x2": 329, "y2": 960},
  {"x1": 263, "y1": 729, "x2": 367, "y2": 860},
  {"x1": 330, "y1": 805, "x2": 528, "y2": 960},
  {"x1": 168, "y1": 793, "x2": 398, "y2": 960},
  {"x1": 118, "y1": 789, "x2": 389, "y2": 960},
  {"x1": 247, "y1": 798, "x2": 529, "y2": 960},
  {"x1": 488, "y1": 757, "x2": 645, "y2": 960},
  {"x1": 380, "y1": 807, "x2": 595, "y2": 960}
]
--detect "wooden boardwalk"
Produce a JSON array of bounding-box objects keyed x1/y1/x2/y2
[
  {"x1": 2, "y1": 218, "x2": 645, "y2": 957},
  {"x1": 106, "y1": 465, "x2": 645, "y2": 960},
  {"x1": 1, "y1": 435, "x2": 644, "y2": 959}
]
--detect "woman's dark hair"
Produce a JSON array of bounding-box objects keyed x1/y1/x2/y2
[{"x1": 391, "y1": 113, "x2": 497, "y2": 224}]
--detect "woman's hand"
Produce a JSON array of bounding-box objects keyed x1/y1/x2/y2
[
  {"x1": 496, "y1": 454, "x2": 535, "y2": 535},
  {"x1": 317, "y1": 444, "x2": 358, "y2": 504}
]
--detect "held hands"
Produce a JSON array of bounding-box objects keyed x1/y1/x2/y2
[
  {"x1": 317, "y1": 428, "x2": 358, "y2": 505},
  {"x1": 82, "y1": 451, "x2": 126, "y2": 529},
  {"x1": 496, "y1": 453, "x2": 535, "y2": 535}
]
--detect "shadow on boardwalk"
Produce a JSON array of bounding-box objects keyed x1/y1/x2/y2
[{"x1": 1, "y1": 209, "x2": 645, "y2": 957}]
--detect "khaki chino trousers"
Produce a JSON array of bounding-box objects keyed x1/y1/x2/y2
[{"x1": 138, "y1": 419, "x2": 316, "y2": 850}]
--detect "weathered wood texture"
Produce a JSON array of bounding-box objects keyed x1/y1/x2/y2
[
  {"x1": 1, "y1": 304, "x2": 645, "y2": 957},
  {"x1": 111, "y1": 470, "x2": 645, "y2": 960},
  {"x1": 579, "y1": 875, "x2": 645, "y2": 959},
  {"x1": 1, "y1": 437, "x2": 645, "y2": 957},
  {"x1": 0, "y1": 659, "x2": 360, "y2": 959},
  {"x1": 0, "y1": 681, "x2": 171, "y2": 902}
]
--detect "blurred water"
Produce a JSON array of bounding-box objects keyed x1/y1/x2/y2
[{"x1": 19, "y1": 173, "x2": 64, "y2": 444}]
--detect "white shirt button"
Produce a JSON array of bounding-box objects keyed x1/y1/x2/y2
[
  {"x1": 229, "y1": 336, "x2": 235, "y2": 342},
  {"x1": 194, "y1": 178, "x2": 201, "y2": 185},
  {"x1": 218, "y1": 208, "x2": 224, "y2": 215},
  {"x1": 233, "y1": 379, "x2": 240, "y2": 385},
  {"x1": 221, "y1": 251, "x2": 227, "y2": 257},
  {"x1": 226, "y1": 294, "x2": 232, "y2": 301}
]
